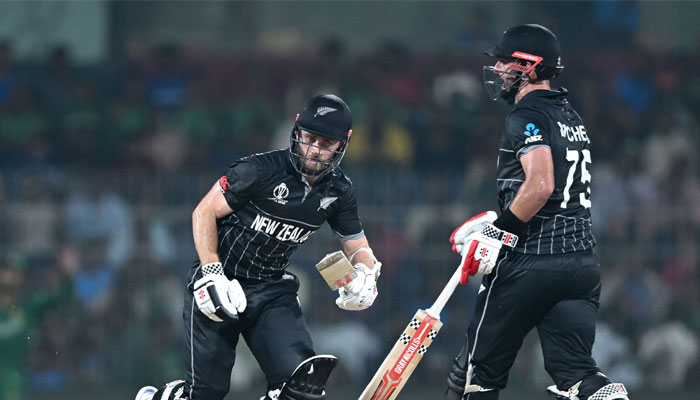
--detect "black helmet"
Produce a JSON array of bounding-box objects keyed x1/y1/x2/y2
[
  {"x1": 483, "y1": 24, "x2": 564, "y2": 102},
  {"x1": 289, "y1": 94, "x2": 352, "y2": 177}
]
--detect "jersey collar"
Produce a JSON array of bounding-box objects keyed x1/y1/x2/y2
[{"x1": 517, "y1": 87, "x2": 568, "y2": 105}]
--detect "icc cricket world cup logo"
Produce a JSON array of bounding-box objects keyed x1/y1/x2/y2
[{"x1": 270, "y1": 182, "x2": 289, "y2": 205}]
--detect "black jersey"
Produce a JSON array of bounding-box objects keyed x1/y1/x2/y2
[
  {"x1": 497, "y1": 88, "x2": 595, "y2": 255},
  {"x1": 214, "y1": 149, "x2": 364, "y2": 282}
]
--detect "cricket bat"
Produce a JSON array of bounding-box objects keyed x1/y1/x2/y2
[
  {"x1": 315, "y1": 250, "x2": 358, "y2": 291},
  {"x1": 358, "y1": 262, "x2": 465, "y2": 400}
]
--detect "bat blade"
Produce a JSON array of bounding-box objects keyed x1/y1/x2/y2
[
  {"x1": 358, "y1": 309, "x2": 443, "y2": 400},
  {"x1": 358, "y1": 263, "x2": 464, "y2": 400}
]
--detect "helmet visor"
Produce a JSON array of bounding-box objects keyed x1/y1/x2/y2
[{"x1": 483, "y1": 65, "x2": 522, "y2": 102}]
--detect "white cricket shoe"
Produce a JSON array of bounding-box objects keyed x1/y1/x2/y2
[
  {"x1": 259, "y1": 388, "x2": 280, "y2": 400},
  {"x1": 134, "y1": 386, "x2": 158, "y2": 400}
]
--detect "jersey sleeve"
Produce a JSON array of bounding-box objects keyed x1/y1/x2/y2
[
  {"x1": 218, "y1": 160, "x2": 259, "y2": 211},
  {"x1": 327, "y1": 186, "x2": 365, "y2": 240},
  {"x1": 504, "y1": 109, "x2": 552, "y2": 159}
]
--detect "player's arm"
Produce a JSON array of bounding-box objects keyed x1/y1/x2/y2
[
  {"x1": 323, "y1": 182, "x2": 381, "y2": 310},
  {"x1": 340, "y1": 236, "x2": 378, "y2": 270},
  {"x1": 191, "y1": 178, "x2": 247, "y2": 323},
  {"x1": 508, "y1": 146, "x2": 555, "y2": 222},
  {"x1": 334, "y1": 235, "x2": 382, "y2": 311},
  {"x1": 192, "y1": 183, "x2": 234, "y2": 264},
  {"x1": 450, "y1": 113, "x2": 553, "y2": 282},
  {"x1": 193, "y1": 161, "x2": 257, "y2": 265},
  {"x1": 448, "y1": 151, "x2": 553, "y2": 282}
]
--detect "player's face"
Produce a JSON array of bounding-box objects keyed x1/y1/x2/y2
[
  {"x1": 494, "y1": 59, "x2": 517, "y2": 87},
  {"x1": 297, "y1": 130, "x2": 342, "y2": 173},
  {"x1": 483, "y1": 58, "x2": 522, "y2": 102},
  {"x1": 0, "y1": 267, "x2": 22, "y2": 304}
]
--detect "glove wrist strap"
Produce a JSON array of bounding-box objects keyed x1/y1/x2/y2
[
  {"x1": 202, "y1": 262, "x2": 224, "y2": 275},
  {"x1": 493, "y1": 207, "x2": 527, "y2": 237}
]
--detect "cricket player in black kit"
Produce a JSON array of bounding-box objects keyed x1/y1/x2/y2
[
  {"x1": 135, "y1": 94, "x2": 382, "y2": 400},
  {"x1": 444, "y1": 25, "x2": 629, "y2": 400}
]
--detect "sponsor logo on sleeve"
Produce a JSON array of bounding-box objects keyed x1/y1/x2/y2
[
  {"x1": 523, "y1": 123, "x2": 543, "y2": 144},
  {"x1": 218, "y1": 176, "x2": 231, "y2": 193},
  {"x1": 523, "y1": 123, "x2": 540, "y2": 136}
]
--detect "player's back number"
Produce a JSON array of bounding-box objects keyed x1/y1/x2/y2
[{"x1": 560, "y1": 148, "x2": 591, "y2": 209}]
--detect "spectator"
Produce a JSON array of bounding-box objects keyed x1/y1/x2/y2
[
  {"x1": 65, "y1": 187, "x2": 135, "y2": 268},
  {"x1": 0, "y1": 84, "x2": 49, "y2": 165},
  {"x1": 39, "y1": 46, "x2": 79, "y2": 112},
  {"x1": 0, "y1": 41, "x2": 16, "y2": 105},
  {"x1": 144, "y1": 44, "x2": 191, "y2": 109},
  {"x1": 56, "y1": 79, "x2": 105, "y2": 164},
  {"x1": 0, "y1": 252, "x2": 75, "y2": 400},
  {"x1": 71, "y1": 239, "x2": 115, "y2": 313},
  {"x1": 638, "y1": 320, "x2": 699, "y2": 388},
  {"x1": 641, "y1": 107, "x2": 696, "y2": 182},
  {"x1": 107, "y1": 75, "x2": 154, "y2": 165}
]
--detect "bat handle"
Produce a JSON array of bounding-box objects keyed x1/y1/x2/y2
[{"x1": 425, "y1": 260, "x2": 464, "y2": 319}]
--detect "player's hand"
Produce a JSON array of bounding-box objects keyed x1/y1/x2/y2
[
  {"x1": 457, "y1": 224, "x2": 518, "y2": 285},
  {"x1": 450, "y1": 211, "x2": 498, "y2": 255},
  {"x1": 336, "y1": 262, "x2": 381, "y2": 311},
  {"x1": 193, "y1": 263, "x2": 247, "y2": 322}
]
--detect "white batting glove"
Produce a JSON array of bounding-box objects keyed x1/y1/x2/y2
[
  {"x1": 450, "y1": 211, "x2": 498, "y2": 255},
  {"x1": 336, "y1": 262, "x2": 381, "y2": 311},
  {"x1": 194, "y1": 262, "x2": 247, "y2": 322},
  {"x1": 458, "y1": 224, "x2": 518, "y2": 285}
]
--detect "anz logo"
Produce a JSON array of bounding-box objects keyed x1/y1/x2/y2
[{"x1": 523, "y1": 123, "x2": 543, "y2": 144}]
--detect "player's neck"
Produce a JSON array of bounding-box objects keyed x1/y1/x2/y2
[
  {"x1": 515, "y1": 80, "x2": 551, "y2": 104},
  {"x1": 304, "y1": 174, "x2": 320, "y2": 187}
]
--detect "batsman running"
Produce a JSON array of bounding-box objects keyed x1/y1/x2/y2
[
  {"x1": 135, "y1": 94, "x2": 382, "y2": 400},
  {"x1": 445, "y1": 25, "x2": 629, "y2": 400}
]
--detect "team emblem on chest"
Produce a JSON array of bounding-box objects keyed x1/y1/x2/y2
[
  {"x1": 269, "y1": 182, "x2": 289, "y2": 205},
  {"x1": 318, "y1": 196, "x2": 338, "y2": 211}
]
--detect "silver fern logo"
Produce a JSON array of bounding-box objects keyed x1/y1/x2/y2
[
  {"x1": 314, "y1": 106, "x2": 337, "y2": 117},
  {"x1": 317, "y1": 196, "x2": 338, "y2": 211}
]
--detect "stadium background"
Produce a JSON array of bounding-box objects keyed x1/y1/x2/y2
[{"x1": 1, "y1": 2, "x2": 699, "y2": 399}]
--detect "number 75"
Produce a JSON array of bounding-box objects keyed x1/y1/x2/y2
[{"x1": 561, "y1": 148, "x2": 591, "y2": 209}]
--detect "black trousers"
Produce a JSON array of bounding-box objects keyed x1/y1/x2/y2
[
  {"x1": 461, "y1": 250, "x2": 602, "y2": 393},
  {"x1": 183, "y1": 268, "x2": 315, "y2": 400}
]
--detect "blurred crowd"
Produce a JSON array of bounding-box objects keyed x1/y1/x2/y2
[{"x1": 1, "y1": 7, "x2": 700, "y2": 398}]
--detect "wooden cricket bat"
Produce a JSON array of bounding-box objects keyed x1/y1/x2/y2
[
  {"x1": 315, "y1": 251, "x2": 357, "y2": 291},
  {"x1": 358, "y1": 262, "x2": 464, "y2": 400}
]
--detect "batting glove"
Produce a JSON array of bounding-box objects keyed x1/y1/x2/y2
[
  {"x1": 336, "y1": 262, "x2": 381, "y2": 311},
  {"x1": 450, "y1": 211, "x2": 498, "y2": 255},
  {"x1": 193, "y1": 262, "x2": 247, "y2": 322},
  {"x1": 457, "y1": 224, "x2": 518, "y2": 285}
]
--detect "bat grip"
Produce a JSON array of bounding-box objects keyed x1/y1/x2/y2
[{"x1": 426, "y1": 262, "x2": 464, "y2": 319}]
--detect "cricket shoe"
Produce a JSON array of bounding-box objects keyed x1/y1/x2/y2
[
  {"x1": 259, "y1": 388, "x2": 281, "y2": 400},
  {"x1": 134, "y1": 386, "x2": 158, "y2": 400}
]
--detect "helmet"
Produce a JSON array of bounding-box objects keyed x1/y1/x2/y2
[
  {"x1": 483, "y1": 24, "x2": 564, "y2": 102},
  {"x1": 289, "y1": 94, "x2": 352, "y2": 177}
]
